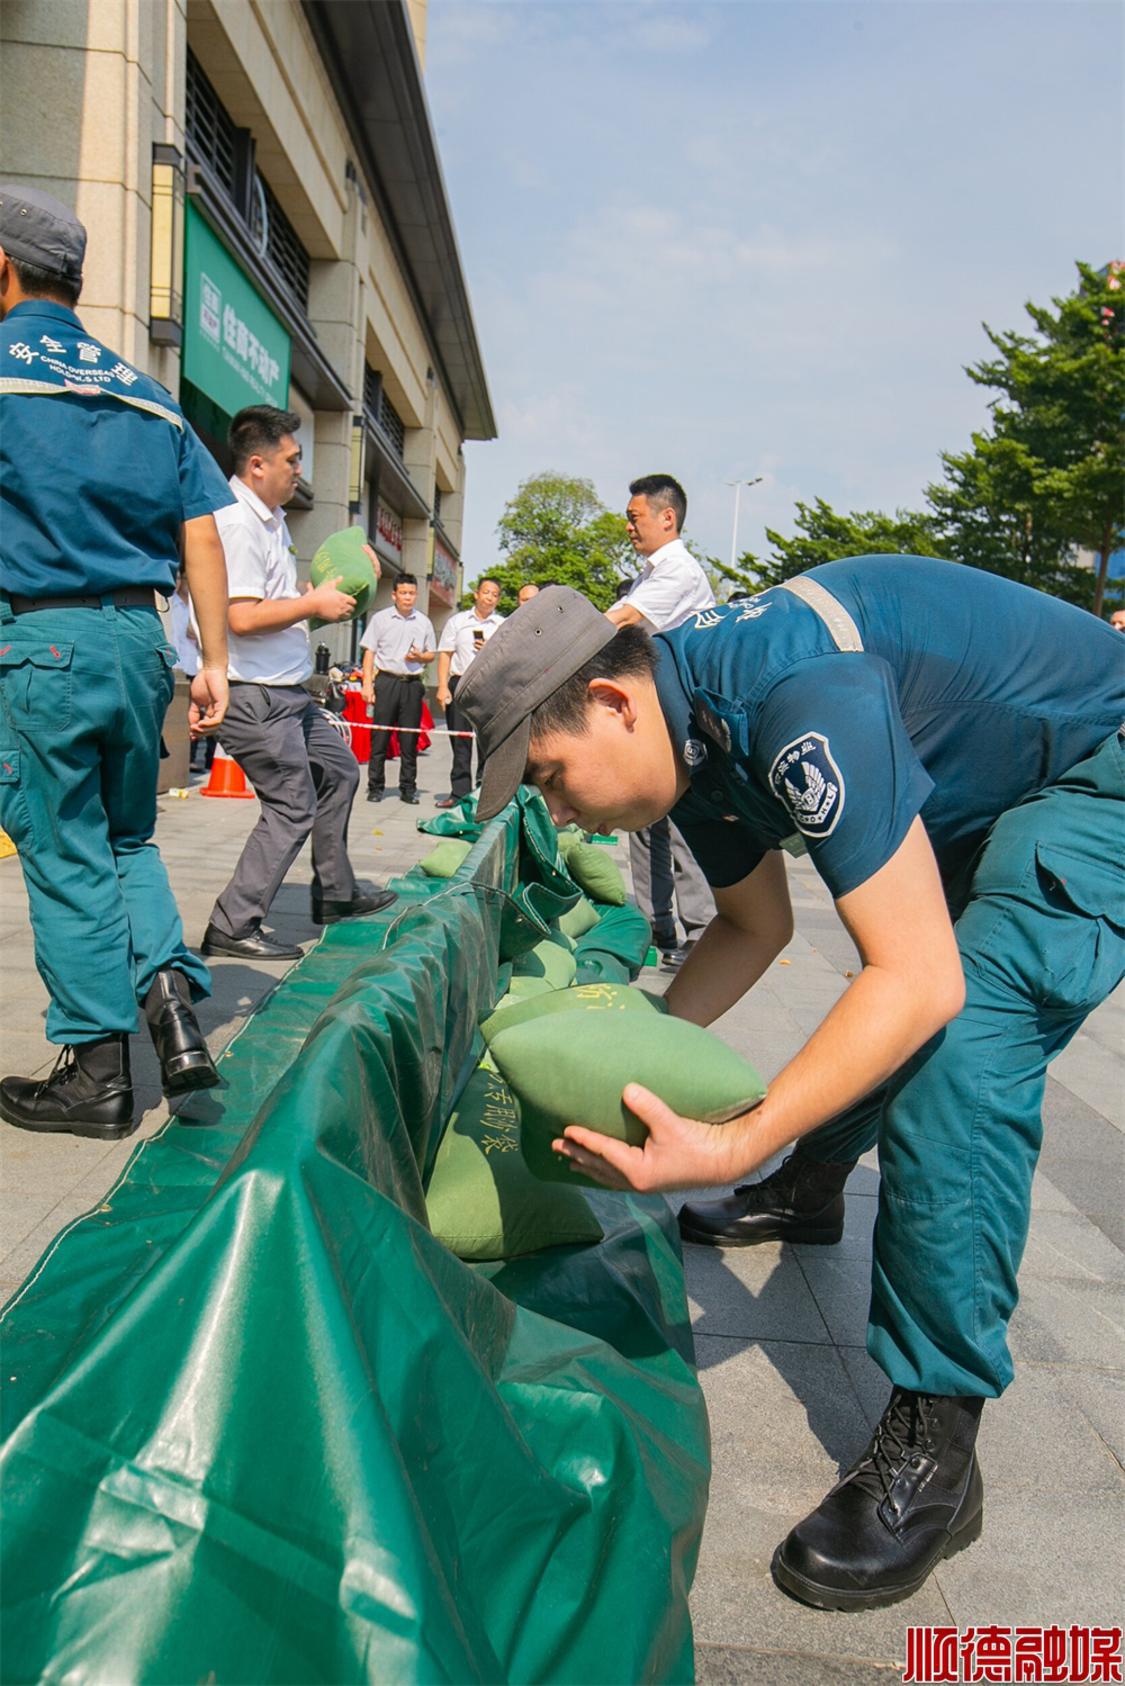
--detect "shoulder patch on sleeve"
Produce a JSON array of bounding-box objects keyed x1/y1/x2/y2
[{"x1": 769, "y1": 731, "x2": 845, "y2": 837}]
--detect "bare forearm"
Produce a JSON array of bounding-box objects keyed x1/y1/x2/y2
[
  {"x1": 665, "y1": 916, "x2": 786, "y2": 1026},
  {"x1": 719, "y1": 962, "x2": 963, "y2": 1178},
  {"x1": 437, "y1": 652, "x2": 452, "y2": 688},
  {"x1": 605, "y1": 601, "x2": 646, "y2": 628},
  {"x1": 228, "y1": 596, "x2": 310, "y2": 636},
  {"x1": 182, "y1": 516, "x2": 229, "y2": 670}
]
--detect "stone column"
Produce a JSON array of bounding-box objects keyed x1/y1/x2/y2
[{"x1": 0, "y1": 0, "x2": 186, "y2": 385}]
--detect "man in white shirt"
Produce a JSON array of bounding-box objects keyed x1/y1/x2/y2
[
  {"x1": 605, "y1": 473, "x2": 716, "y2": 956},
  {"x1": 360, "y1": 574, "x2": 437, "y2": 804},
  {"x1": 202, "y1": 406, "x2": 395, "y2": 961},
  {"x1": 434, "y1": 576, "x2": 504, "y2": 807}
]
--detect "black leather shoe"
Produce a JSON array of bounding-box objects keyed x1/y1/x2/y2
[
  {"x1": 0, "y1": 1036, "x2": 134, "y2": 1139},
  {"x1": 678, "y1": 1148, "x2": 855, "y2": 1247},
  {"x1": 310, "y1": 887, "x2": 397, "y2": 925},
  {"x1": 366, "y1": 790, "x2": 385, "y2": 803},
  {"x1": 400, "y1": 790, "x2": 420, "y2": 805},
  {"x1": 771, "y1": 1389, "x2": 985, "y2": 1610},
  {"x1": 144, "y1": 968, "x2": 219, "y2": 1095},
  {"x1": 200, "y1": 923, "x2": 302, "y2": 961}
]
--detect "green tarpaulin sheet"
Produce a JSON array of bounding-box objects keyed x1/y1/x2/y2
[{"x1": 1, "y1": 795, "x2": 709, "y2": 1683}]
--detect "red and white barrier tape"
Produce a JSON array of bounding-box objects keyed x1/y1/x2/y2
[{"x1": 345, "y1": 718, "x2": 476, "y2": 739}]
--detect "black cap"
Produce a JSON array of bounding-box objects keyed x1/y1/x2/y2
[
  {"x1": 455, "y1": 586, "x2": 617, "y2": 821},
  {"x1": 0, "y1": 184, "x2": 85, "y2": 286}
]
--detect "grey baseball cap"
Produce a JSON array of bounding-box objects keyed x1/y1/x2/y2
[
  {"x1": 456, "y1": 585, "x2": 618, "y2": 821},
  {"x1": 0, "y1": 184, "x2": 86, "y2": 285}
]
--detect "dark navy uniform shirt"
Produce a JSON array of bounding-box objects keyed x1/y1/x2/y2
[
  {"x1": 0, "y1": 301, "x2": 233, "y2": 597},
  {"x1": 657, "y1": 556, "x2": 1125, "y2": 903}
]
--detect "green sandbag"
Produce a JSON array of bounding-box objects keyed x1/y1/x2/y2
[
  {"x1": 425, "y1": 1065, "x2": 603, "y2": 1261},
  {"x1": 481, "y1": 981, "x2": 667, "y2": 1045},
  {"x1": 489, "y1": 1012, "x2": 766, "y2": 1186},
  {"x1": 502, "y1": 975, "x2": 556, "y2": 1003},
  {"x1": 565, "y1": 842, "x2": 627, "y2": 905},
  {"x1": 511, "y1": 936, "x2": 577, "y2": 991},
  {"x1": 555, "y1": 828, "x2": 583, "y2": 859},
  {"x1": 418, "y1": 838, "x2": 473, "y2": 878},
  {"x1": 558, "y1": 895, "x2": 600, "y2": 939},
  {"x1": 308, "y1": 525, "x2": 379, "y2": 625}
]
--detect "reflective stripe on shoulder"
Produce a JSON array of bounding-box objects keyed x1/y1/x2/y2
[
  {"x1": 777, "y1": 575, "x2": 864, "y2": 653},
  {"x1": 0, "y1": 376, "x2": 184, "y2": 430}
]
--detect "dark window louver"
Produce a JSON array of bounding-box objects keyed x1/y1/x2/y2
[
  {"x1": 185, "y1": 50, "x2": 238, "y2": 200},
  {"x1": 434, "y1": 487, "x2": 443, "y2": 522},
  {"x1": 251, "y1": 174, "x2": 310, "y2": 311},
  {"x1": 186, "y1": 50, "x2": 310, "y2": 313},
  {"x1": 379, "y1": 392, "x2": 405, "y2": 457}
]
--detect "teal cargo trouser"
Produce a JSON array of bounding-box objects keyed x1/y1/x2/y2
[
  {"x1": 800, "y1": 729, "x2": 1124, "y2": 1398},
  {"x1": 0, "y1": 599, "x2": 210, "y2": 1044}
]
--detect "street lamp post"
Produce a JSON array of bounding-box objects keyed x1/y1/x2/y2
[{"x1": 727, "y1": 477, "x2": 763, "y2": 573}]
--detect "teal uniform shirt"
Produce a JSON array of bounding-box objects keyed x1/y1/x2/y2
[
  {"x1": 654, "y1": 555, "x2": 1125, "y2": 1399},
  {"x1": 657, "y1": 555, "x2": 1124, "y2": 903},
  {"x1": 0, "y1": 300, "x2": 232, "y2": 596},
  {"x1": 0, "y1": 300, "x2": 232, "y2": 1043}
]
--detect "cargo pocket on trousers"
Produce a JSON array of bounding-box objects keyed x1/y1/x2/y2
[
  {"x1": 0, "y1": 748, "x2": 32, "y2": 856},
  {"x1": 0, "y1": 641, "x2": 75, "y2": 732},
  {"x1": 1034, "y1": 843, "x2": 1125, "y2": 1013}
]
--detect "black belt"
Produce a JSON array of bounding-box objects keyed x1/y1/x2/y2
[
  {"x1": 376, "y1": 670, "x2": 422, "y2": 680},
  {"x1": 6, "y1": 586, "x2": 156, "y2": 615}
]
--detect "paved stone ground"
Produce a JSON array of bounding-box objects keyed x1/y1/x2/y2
[{"x1": 1, "y1": 734, "x2": 1121, "y2": 1682}]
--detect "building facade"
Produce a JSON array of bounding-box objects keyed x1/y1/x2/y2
[{"x1": 0, "y1": 0, "x2": 495, "y2": 655}]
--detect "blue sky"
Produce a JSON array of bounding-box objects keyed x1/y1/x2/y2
[{"x1": 426, "y1": 1, "x2": 1122, "y2": 577}]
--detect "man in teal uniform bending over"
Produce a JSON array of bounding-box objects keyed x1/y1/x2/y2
[
  {"x1": 454, "y1": 566, "x2": 1123, "y2": 1610},
  {"x1": 0, "y1": 185, "x2": 232, "y2": 1138}
]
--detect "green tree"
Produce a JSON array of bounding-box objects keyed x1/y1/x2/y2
[
  {"x1": 927, "y1": 261, "x2": 1125, "y2": 613},
  {"x1": 473, "y1": 472, "x2": 634, "y2": 611},
  {"x1": 745, "y1": 498, "x2": 947, "y2": 589}
]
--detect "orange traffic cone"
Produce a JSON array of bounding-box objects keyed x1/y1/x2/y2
[{"x1": 200, "y1": 741, "x2": 255, "y2": 799}]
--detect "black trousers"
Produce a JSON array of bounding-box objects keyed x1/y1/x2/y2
[
  {"x1": 445, "y1": 674, "x2": 477, "y2": 798},
  {"x1": 368, "y1": 672, "x2": 424, "y2": 793}
]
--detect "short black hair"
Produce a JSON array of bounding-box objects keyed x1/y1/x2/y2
[
  {"x1": 629, "y1": 473, "x2": 687, "y2": 532},
  {"x1": 393, "y1": 573, "x2": 418, "y2": 591},
  {"x1": 614, "y1": 575, "x2": 637, "y2": 601},
  {"x1": 530, "y1": 625, "x2": 657, "y2": 740},
  {"x1": 228, "y1": 406, "x2": 301, "y2": 473},
  {"x1": 476, "y1": 576, "x2": 501, "y2": 592},
  {"x1": 10, "y1": 255, "x2": 80, "y2": 308}
]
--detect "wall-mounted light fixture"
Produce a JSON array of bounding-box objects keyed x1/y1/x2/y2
[
  {"x1": 149, "y1": 143, "x2": 185, "y2": 346},
  {"x1": 348, "y1": 415, "x2": 367, "y2": 513}
]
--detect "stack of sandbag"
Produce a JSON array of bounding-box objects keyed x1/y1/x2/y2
[{"x1": 425, "y1": 973, "x2": 765, "y2": 1256}]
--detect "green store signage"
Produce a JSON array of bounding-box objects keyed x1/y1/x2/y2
[{"x1": 183, "y1": 201, "x2": 291, "y2": 416}]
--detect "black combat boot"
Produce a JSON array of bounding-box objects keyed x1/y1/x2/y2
[
  {"x1": 678, "y1": 1147, "x2": 856, "y2": 1246},
  {"x1": 771, "y1": 1388, "x2": 985, "y2": 1610},
  {"x1": 144, "y1": 968, "x2": 219, "y2": 1095},
  {"x1": 0, "y1": 1036, "x2": 134, "y2": 1138}
]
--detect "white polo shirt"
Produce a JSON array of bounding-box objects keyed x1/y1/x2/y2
[
  {"x1": 625, "y1": 537, "x2": 715, "y2": 633},
  {"x1": 437, "y1": 607, "x2": 505, "y2": 676},
  {"x1": 214, "y1": 476, "x2": 311, "y2": 685},
  {"x1": 167, "y1": 590, "x2": 199, "y2": 677},
  {"x1": 360, "y1": 605, "x2": 437, "y2": 675}
]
